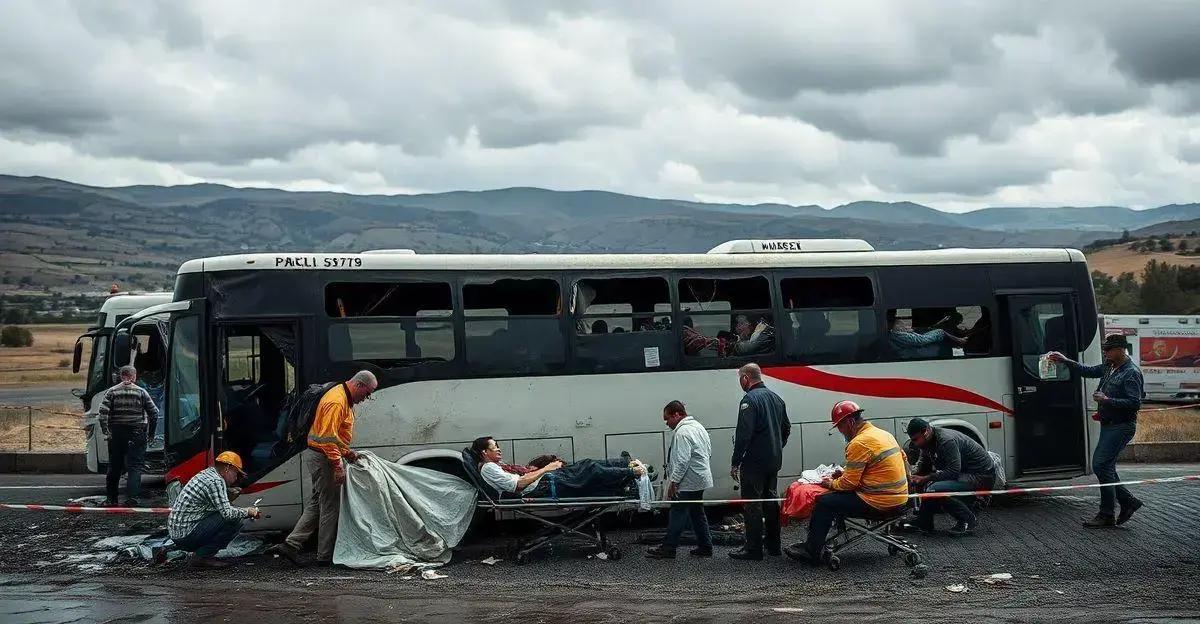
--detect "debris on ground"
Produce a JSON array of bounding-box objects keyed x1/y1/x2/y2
[
  {"x1": 971, "y1": 573, "x2": 1015, "y2": 586},
  {"x1": 771, "y1": 607, "x2": 805, "y2": 613},
  {"x1": 945, "y1": 584, "x2": 969, "y2": 593},
  {"x1": 421, "y1": 569, "x2": 448, "y2": 580},
  {"x1": 93, "y1": 535, "x2": 152, "y2": 550},
  {"x1": 595, "y1": 552, "x2": 609, "y2": 560},
  {"x1": 386, "y1": 563, "x2": 419, "y2": 575},
  {"x1": 480, "y1": 557, "x2": 501, "y2": 566},
  {"x1": 68, "y1": 495, "x2": 109, "y2": 506}
]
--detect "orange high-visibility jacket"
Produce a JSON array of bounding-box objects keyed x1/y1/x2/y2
[
  {"x1": 829, "y1": 422, "x2": 909, "y2": 510},
  {"x1": 308, "y1": 384, "x2": 355, "y2": 468}
]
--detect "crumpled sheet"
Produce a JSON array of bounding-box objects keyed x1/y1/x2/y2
[
  {"x1": 332, "y1": 451, "x2": 478, "y2": 571},
  {"x1": 780, "y1": 482, "x2": 829, "y2": 525},
  {"x1": 988, "y1": 451, "x2": 1006, "y2": 489},
  {"x1": 798, "y1": 464, "x2": 841, "y2": 484}
]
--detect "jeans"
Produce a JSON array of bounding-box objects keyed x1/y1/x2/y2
[
  {"x1": 803, "y1": 491, "x2": 874, "y2": 554},
  {"x1": 173, "y1": 511, "x2": 244, "y2": 557},
  {"x1": 917, "y1": 478, "x2": 980, "y2": 526},
  {"x1": 531, "y1": 458, "x2": 636, "y2": 499},
  {"x1": 1093, "y1": 422, "x2": 1139, "y2": 516},
  {"x1": 662, "y1": 489, "x2": 712, "y2": 550},
  {"x1": 739, "y1": 469, "x2": 780, "y2": 553},
  {"x1": 106, "y1": 424, "x2": 146, "y2": 502}
]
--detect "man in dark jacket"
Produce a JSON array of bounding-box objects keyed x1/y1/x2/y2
[
  {"x1": 1049, "y1": 334, "x2": 1145, "y2": 527},
  {"x1": 729, "y1": 363, "x2": 790, "y2": 560},
  {"x1": 906, "y1": 419, "x2": 995, "y2": 536}
]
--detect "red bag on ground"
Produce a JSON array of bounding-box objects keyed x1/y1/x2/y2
[{"x1": 780, "y1": 482, "x2": 829, "y2": 525}]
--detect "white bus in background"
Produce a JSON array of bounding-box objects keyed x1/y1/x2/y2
[
  {"x1": 123, "y1": 240, "x2": 1102, "y2": 530},
  {"x1": 1101, "y1": 314, "x2": 1200, "y2": 402},
  {"x1": 72, "y1": 292, "x2": 173, "y2": 473}
]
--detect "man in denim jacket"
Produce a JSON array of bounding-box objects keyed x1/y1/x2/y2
[{"x1": 1049, "y1": 334, "x2": 1144, "y2": 528}]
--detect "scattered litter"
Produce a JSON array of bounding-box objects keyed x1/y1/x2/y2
[
  {"x1": 420, "y1": 569, "x2": 448, "y2": 580},
  {"x1": 216, "y1": 535, "x2": 267, "y2": 559},
  {"x1": 1029, "y1": 574, "x2": 1042, "y2": 579},
  {"x1": 93, "y1": 534, "x2": 151, "y2": 550},
  {"x1": 68, "y1": 495, "x2": 108, "y2": 506},
  {"x1": 1054, "y1": 590, "x2": 1065, "y2": 595},
  {"x1": 27, "y1": 525, "x2": 39, "y2": 529},
  {"x1": 945, "y1": 584, "x2": 969, "y2": 593},
  {"x1": 595, "y1": 552, "x2": 609, "y2": 560},
  {"x1": 400, "y1": 576, "x2": 414, "y2": 580},
  {"x1": 77, "y1": 563, "x2": 106, "y2": 573},
  {"x1": 304, "y1": 582, "x2": 315, "y2": 587},
  {"x1": 971, "y1": 573, "x2": 1015, "y2": 586},
  {"x1": 386, "y1": 563, "x2": 419, "y2": 575},
  {"x1": 772, "y1": 607, "x2": 806, "y2": 613},
  {"x1": 480, "y1": 557, "x2": 502, "y2": 566}
]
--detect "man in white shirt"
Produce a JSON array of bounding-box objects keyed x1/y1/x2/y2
[{"x1": 646, "y1": 400, "x2": 714, "y2": 559}]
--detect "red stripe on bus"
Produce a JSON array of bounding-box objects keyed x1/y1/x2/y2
[
  {"x1": 764, "y1": 366, "x2": 1014, "y2": 415},
  {"x1": 241, "y1": 480, "x2": 291, "y2": 495},
  {"x1": 165, "y1": 450, "x2": 212, "y2": 485}
]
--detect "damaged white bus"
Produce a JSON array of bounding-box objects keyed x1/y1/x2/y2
[{"x1": 118, "y1": 241, "x2": 1103, "y2": 529}]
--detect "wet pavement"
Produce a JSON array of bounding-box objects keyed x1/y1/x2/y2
[{"x1": 2, "y1": 465, "x2": 1199, "y2": 623}]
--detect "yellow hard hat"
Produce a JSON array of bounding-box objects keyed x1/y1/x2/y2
[{"x1": 215, "y1": 451, "x2": 246, "y2": 475}]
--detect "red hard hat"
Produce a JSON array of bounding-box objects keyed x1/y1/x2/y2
[{"x1": 829, "y1": 400, "x2": 864, "y2": 431}]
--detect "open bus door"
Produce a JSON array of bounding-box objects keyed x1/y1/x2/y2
[
  {"x1": 162, "y1": 299, "x2": 212, "y2": 489},
  {"x1": 1003, "y1": 293, "x2": 1087, "y2": 477}
]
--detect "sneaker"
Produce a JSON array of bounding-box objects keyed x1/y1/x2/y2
[
  {"x1": 267, "y1": 542, "x2": 305, "y2": 566},
  {"x1": 187, "y1": 555, "x2": 231, "y2": 569},
  {"x1": 783, "y1": 543, "x2": 819, "y2": 566},
  {"x1": 728, "y1": 547, "x2": 764, "y2": 561},
  {"x1": 1083, "y1": 513, "x2": 1116, "y2": 528},
  {"x1": 645, "y1": 545, "x2": 676, "y2": 559},
  {"x1": 689, "y1": 547, "x2": 713, "y2": 558},
  {"x1": 1117, "y1": 499, "x2": 1144, "y2": 526},
  {"x1": 948, "y1": 520, "x2": 976, "y2": 537}
]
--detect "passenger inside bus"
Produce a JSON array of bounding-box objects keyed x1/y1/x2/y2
[
  {"x1": 887, "y1": 309, "x2": 966, "y2": 359},
  {"x1": 470, "y1": 437, "x2": 648, "y2": 499}
]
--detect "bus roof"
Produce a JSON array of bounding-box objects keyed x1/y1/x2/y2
[
  {"x1": 98, "y1": 293, "x2": 174, "y2": 314},
  {"x1": 178, "y1": 247, "x2": 1086, "y2": 274}
]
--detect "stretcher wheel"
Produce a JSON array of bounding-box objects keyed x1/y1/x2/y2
[
  {"x1": 888, "y1": 545, "x2": 900, "y2": 556},
  {"x1": 911, "y1": 564, "x2": 929, "y2": 579},
  {"x1": 826, "y1": 555, "x2": 841, "y2": 571},
  {"x1": 606, "y1": 546, "x2": 623, "y2": 561},
  {"x1": 904, "y1": 552, "x2": 922, "y2": 567}
]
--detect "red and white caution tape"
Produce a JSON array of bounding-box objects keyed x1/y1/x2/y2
[{"x1": 0, "y1": 503, "x2": 170, "y2": 515}]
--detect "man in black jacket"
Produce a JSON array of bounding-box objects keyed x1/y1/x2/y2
[
  {"x1": 729, "y1": 363, "x2": 791, "y2": 560},
  {"x1": 906, "y1": 418, "x2": 995, "y2": 536}
]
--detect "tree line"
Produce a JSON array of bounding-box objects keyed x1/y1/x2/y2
[{"x1": 1093, "y1": 259, "x2": 1200, "y2": 314}]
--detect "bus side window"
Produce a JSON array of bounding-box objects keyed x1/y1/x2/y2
[
  {"x1": 779, "y1": 276, "x2": 877, "y2": 364},
  {"x1": 678, "y1": 276, "x2": 774, "y2": 361},
  {"x1": 464, "y1": 278, "x2": 565, "y2": 375},
  {"x1": 571, "y1": 277, "x2": 675, "y2": 372},
  {"x1": 325, "y1": 281, "x2": 455, "y2": 368},
  {"x1": 885, "y1": 306, "x2": 991, "y2": 360}
]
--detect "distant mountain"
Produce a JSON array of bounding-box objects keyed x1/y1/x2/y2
[{"x1": 0, "y1": 173, "x2": 1195, "y2": 291}]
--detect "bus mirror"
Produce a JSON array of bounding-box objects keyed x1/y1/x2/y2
[
  {"x1": 113, "y1": 331, "x2": 131, "y2": 367},
  {"x1": 72, "y1": 340, "x2": 84, "y2": 374}
]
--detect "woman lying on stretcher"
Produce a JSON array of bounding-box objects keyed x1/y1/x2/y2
[{"x1": 470, "y1": 436, "x2": 648, "y2": 499}]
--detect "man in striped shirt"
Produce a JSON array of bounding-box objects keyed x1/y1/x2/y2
[
  {"x1": 98, "y1": 365, "x2": 160, "y2": 506},
  {"x1": 168, "y1": 451, "x2": 260, "y2": 569}
]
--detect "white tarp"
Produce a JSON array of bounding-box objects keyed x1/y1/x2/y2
[{"x1": 333, "y1": 451, "x2": 478, "y2": 571}]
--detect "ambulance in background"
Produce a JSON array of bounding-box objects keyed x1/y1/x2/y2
[
  {"x1": 1100, "y1": 314, "x2": 1200, "y2": 402},
  {"x1": 72, "y1": 292, "x2": 173, "y2": 473}
]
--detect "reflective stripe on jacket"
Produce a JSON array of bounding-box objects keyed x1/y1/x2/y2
[
  {"x1": 308, "y1": 384, "x2": 354, "y2": 467},
  {"x1": 830, "y1": 422, "x2": 909, "y2": 510}
]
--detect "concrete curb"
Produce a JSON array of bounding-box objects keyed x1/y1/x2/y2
[
  {"x1": 1119, "y1": 442, "x2": 1200, "y2": 463},
  {"x1": 0, "y1": 452, "x2": 87, "y2": 474}
]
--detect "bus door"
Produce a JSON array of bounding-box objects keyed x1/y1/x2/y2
[
  {"x1": 1002, "y1": 293, "x2": 1087, "y2": 477},
  {"x1": 162, "y1": 300, "x2": 211, "y2": 486}
]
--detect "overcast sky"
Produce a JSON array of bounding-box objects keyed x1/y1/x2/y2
[{"x1": 1, "y1": 1, "x2": 1198, "y2": 212}]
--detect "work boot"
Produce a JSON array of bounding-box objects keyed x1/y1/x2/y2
[
  {"x1": 688, "y1": 546, "x2": 713, "y2": 558},
  {"x1": 101, "y1": 499, "x2": 118, "y2": 507},
  {"x1": 1083, "y1": 513, "x2": 1116, "y2": 528},
  {"x1": 267, "y1": 542, "x2": 305, "y2": 566},
  {"x1": 783, "y1": 543, "x2": 819, "y2": 566},
  {"x1": 188, "y1": 555, "x2": 231, "y2": 569},
  {"x1": 1117, "y1": 499, "x2": 1144, "y2": 525},
  {"x1": 948, "y1": 520, "x2": 976, "y2": 537},
  {"x1": 728, "y1": 547, "x2": 763, "y2": 561},
  {"x1": 644, "y1": 545, "x2": 676, "y2": 559},
  {"x1": 766, "y1": 545, "x2": 782, "y2": 557},
  {"x1": 124, "y1": 499, "x2": 141, "y2": 507}
]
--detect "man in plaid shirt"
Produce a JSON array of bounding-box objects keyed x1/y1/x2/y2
[
  {"x1": 168, "y1": 451, "x2": 261, "y2": 569},
  {"x1": 98, "y1": 365, "x2": 160, "y2": 506}
]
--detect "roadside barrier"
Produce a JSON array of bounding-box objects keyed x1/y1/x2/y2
[{"x1": 0, "y1": 503, "x2": 170, "y2": 514}]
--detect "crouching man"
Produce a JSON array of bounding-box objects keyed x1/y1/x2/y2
[{"x1": 167, "y1": 451, "x2": 260, "y2": 569}]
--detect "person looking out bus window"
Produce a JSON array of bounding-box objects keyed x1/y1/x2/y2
[
  {"x1": 98, "y1": 364, "x2": 160, "y2": 507},
  {"x1": 887, "y1": 310, "x2": 965, "y2": 359},
  {"x1": 269, "y1": 370, "x2": 377, "y2": 567},
  {"x1": 1048, "y1": 335, "x2": 1145, "y2": 528},
  {"x1": 682, "y1": 316, "x2": 718, "y2": 356},
  {"x1": 723, "y1": 314, "x2": 775, "y2": 356}
]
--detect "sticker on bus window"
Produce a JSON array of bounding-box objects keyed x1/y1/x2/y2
[{"x1": 644, "y1": 347, "x2": 661, "y2": 368}]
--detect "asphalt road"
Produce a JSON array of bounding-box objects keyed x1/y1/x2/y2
[
  {"x1": 0, "y1": 384, "x2": 80, "y2": 407},
  {"x1": 2, "y1": 465, "x2": 1199, "y2": 623}
]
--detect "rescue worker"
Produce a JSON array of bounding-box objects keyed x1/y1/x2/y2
[
  {"x1": 646, "y1": 400, "x2": 714, "y2": 559},
  {"x1": 729, "y1": 363, "x2": 790, "y2": 560},
  {"x1": 269, "y1": 370, "x2": 378, "y2": 566},
  {"x1": 1048, "y1": 334, "x2": 1145, "y2": 527},
  {"x1": 785, "y1": 401, "x2": 909, "y2": 565},
  {"x1": 98, "y1": 365, "x2": 160, "y2": 507},
  {"x1": 167, "y1": 451, "x2": 260, "y2": 569},
  {"x1": 905, "y1": 418, "x2": 995, "y2": 536}
]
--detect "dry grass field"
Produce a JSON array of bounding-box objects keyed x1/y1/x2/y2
[
  {"x1": 0, "y1": 324, "x2": 90, "y2": 386},
  {"x1": 0, "y1": 404, "x2": 84, "y2": 451},
  {"x1": 1135, "y1": 406, "x2": 1200, "y2": 443},
  {"x1": 1087, "y1": 241, "x2": 1200, "y2": 279}
]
